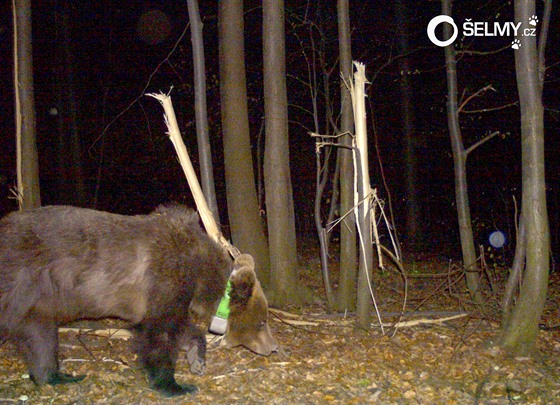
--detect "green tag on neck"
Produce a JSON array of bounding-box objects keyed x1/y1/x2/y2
[{"x1": 214, "y1": 279, "x2": 232, "y2": 319}]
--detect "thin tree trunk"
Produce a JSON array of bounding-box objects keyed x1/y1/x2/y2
[
  {"x1": 14, "y1": 0, "x2": 40, "y2": 209},
  {"x1": 394, "y1": 0, "x2": 420, "y2": 251},
  {"x1": 500, "y1": 0, "x2": 549, "y2": 354},
  {"x1": 336, "y1": 0, "x2": 357, "y2": 312},
  {"x1": 502, "y1": 213, "x2": 525, "y2": 325},
  {"x1": 55, "y1": 6, "x2": 86, "y2": 206},
  {"x1": 315, "y1": 148, "x2": 335, "y2": 308},
  {"x1": 263, "y1": 0, "x2": 300, "y2": 305},
  {"x1": 187, "y1": 0, "x2": 219, "y2": 221},
  {"x1": 442, "y1": 0, "x2": 481, "y2": 304},
  {"x1": 219, "y1": 0, "x2": 270, "y2": 285}
]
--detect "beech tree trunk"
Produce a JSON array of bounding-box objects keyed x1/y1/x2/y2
[
  {"x1": 442, "y1": 0, "x2": 481, "y2": 303},
  {"x1": 187, "y1": 0, "x2": 219, "y2": 221},
  {"x1": 394, "y1": 0, "x2": 420, "y2": 250},
  {"x1": 218, "y1": 0, "x2": 270, "y2": 285},
  {"x1": 335, "y1": 0, "x2": 357, "y2": 311},
  {"x1": 263, "y1": 0, "x2": 300, "y2": 305},
  {"x1": 55, "y1": 4, "x2": 86, "y2": 206},
  {"x1": 500, "y1": 0, "x2": 549, "y2": 354}
]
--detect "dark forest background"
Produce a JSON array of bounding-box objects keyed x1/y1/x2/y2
[{"x1": 1, "y1": 0, "x2": 559, "y2": 261}]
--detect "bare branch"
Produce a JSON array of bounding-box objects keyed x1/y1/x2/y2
[
  {"x1": 462, "y1": 101, "x2": 519, "y2": 114},
  {"x1": 458, "y1": 85, "x2": 495, "y2": 113},
  {"x1": 465, "y1": 131, "x2": 500, "y2": 156},
  {"x1": 456, "y1": 43, "x2": 511, "y2": 56}
]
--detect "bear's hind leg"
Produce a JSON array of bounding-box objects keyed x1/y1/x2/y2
[{"x1": 16, "y1": 319, "x2": 84, "y2": 385}]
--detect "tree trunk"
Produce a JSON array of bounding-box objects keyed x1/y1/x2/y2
[
  {"x1": 187, "y1": 0, "x2": 219, "y2": 221},
  {"x1": 55, "y1": 5, "x2": 86, "y2": 206},
  {"x1": 502, "y1": 213, "x2": 525, "y2": 323},
  {"x1": 355, "y1": 167, "x2": 373, "y2": 329},
  {"x1": 218, "y1": 0, "x2": 270, "y2": 285},
  {"x1": 394, "y1": 0, "x2": 420, "y2": 251},
  {"x1": 442, "y1": 0, "x2": 481, "y2": 303},
  {"x1": 14, "y1": 0, "x2": 41, "y2": 209},
  {"x1": 263, "y1": 0, "x2": 300, "y2": 305},
  {"x1": 352, "y1": 63, "x2": 374, "y2": 330},
  {"x1": 500, "y1": 0, "x2": 549, "y2": 354},
  {"x1": 336, "y1": 0, "x2": 357, "y2": 312}
]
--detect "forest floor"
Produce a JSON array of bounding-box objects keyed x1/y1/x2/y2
[{"x1": 1, "y1": 245, "x2": 559, "y2": 404}]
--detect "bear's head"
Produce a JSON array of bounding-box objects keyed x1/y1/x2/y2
[{"x1": 226, "y1": 254, "x2": 278, "y2": 356}]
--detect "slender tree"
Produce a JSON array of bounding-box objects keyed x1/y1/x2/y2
[
  {"x1": 442, "y1": 0, "x2": 481, "y2": 304},
  {"x1": 13, "y1": 0, "x2": 40, "y2": 209},
  {"x1": 187, "y1": 0, "x2": 219, "y2": 221},
  {"x1": 263, "y1": 0, "x2": 300, "y2": 304},
  {"x1": 394, "y1": 0, "x2": 420, "y2": 250},
  {"x1": 336, "y1": 0, "x2": 357, "y2": 311},
  {"x1": 218, "y1": 0, "x2": 270, "y2": 285},
  {"x1": 500, "y1": 0, "x2": 550, "y2": 354},
  {"x1": 54, "y1": 4, "x2": 86, "y2": 205}
]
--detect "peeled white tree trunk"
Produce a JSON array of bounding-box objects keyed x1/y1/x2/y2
[
  {"x1": 350, "y1": 63, "x2": 376, "y2": 330},
  {"x1": 147, "y1": 92, "x2": 238, "y2": 257}
]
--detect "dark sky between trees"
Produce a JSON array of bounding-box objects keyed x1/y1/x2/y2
[{"x1": 0, "y1": 1, "x2": 558, "y2": 259}]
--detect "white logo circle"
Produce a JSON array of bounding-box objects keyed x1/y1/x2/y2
[{"x1": 427, "y1": 15, "x2": 458, "y2": 47}]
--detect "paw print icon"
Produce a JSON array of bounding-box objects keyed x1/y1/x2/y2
[
  {"x1": 511, "y1": 39, "x2": 521, "y2": 50},
  {"x1": 529, "y1": 15, "x2": 538, "y2": 26}
]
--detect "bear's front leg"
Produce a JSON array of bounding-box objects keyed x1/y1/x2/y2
[
  {"x1": 178, "y1": 323, "x2": 207, "y2": 375},
  {"x1": 134, "y1": 324, "x2": 197, "y2": 397}
]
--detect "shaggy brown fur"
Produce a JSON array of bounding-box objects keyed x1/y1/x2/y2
[{"x1": 0, "y1": 205, "x2": 232, "y2": 397}]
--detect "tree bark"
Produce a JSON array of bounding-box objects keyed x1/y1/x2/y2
[
  {"x1": 442, "y1": 0, "x2": 481, "y2": 303},
  {"x1": 394, "y1": 0, "x2": 420, "y2": 250},
  {"x1": 187, "y1": 0, "x2": 219, "y2": 221},
  {"x1": 336, "y1": 0, "x2": 357, "y2": 311},
  {"x1": 500, "y1": 0, "x2": 549, "y2": 354},
  {"x1": 502, "y1": 213, "x2": 525, "y2": 323},
  {"x1": 55, "y1": 5, "x2": 86, "y2": 206},
  {"x1": 263, "y1": 0, "x2": 300, "y2": 305},
  {"x1": 14, "y1": 0, "x2": 41, "y2": 209},
  {"x1": 218, "y1": 0, "x2": 270, "y2": 285}
]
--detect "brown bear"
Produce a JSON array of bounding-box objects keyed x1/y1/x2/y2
[{"x1": 0, "y1": 205, "x2": 277, "y2": 397}]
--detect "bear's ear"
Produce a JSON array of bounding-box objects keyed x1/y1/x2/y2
[{"x1": 229, "y1": 254, "x2": 256, "y2": 308}]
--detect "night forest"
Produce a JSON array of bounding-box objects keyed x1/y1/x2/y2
[{"x1": 1, "y1": 0, "x2": 559, "y2": 403}]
